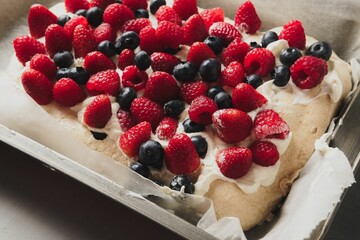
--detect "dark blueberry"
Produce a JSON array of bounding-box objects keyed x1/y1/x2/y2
[
  {"x1": 57, "y1": 15, "x2": 71, "y2": 27},
  {"x1": 55, "y1": 68, "x2": 70, "y2": 81},
  {"x1": 280, "y1": 47, "x2": 302, "y2": 67},
  {"x1": 135, "y1": 9, "x2": 149, "y2": 18},
  {"x1": 250, "y1": 41, "x2": 262, "y2": 49},
  {"x1": 170, "y1": 175, "x2": 195, "y2": 194},
  {"x1": 164, "y1": 100, "x2": 185, "y2": 118},
  {"x1": 207, "y1": 86, "x2": 224, "y2": 99},
  {"x1": 261, "y1": 31, "x2": 279, "y2": 48},
  {"x1": 173, "y1": 62, "x2": 197, "y2": 83},
  {"x1": 183, "y1": 118, "x2": 205, "y2": 133},
  {"x1": 86, "y1": 7, "x2": 103, "y2": 28},
  {"x1": 306, "y1": 41, "x2": 332, "y2": 61},
  {"x1": 130, "y1": 162, "x2": 150, "y2": 178},
  {"x1": 97, "y1": 40, "x2": 116, "y2": 57},
  {"x1": 245, "y1": 74, "x2": 263, "y2": 89},
  {"x1": 90, "y1": 131, "x2": 108, "y2": 140},
  {"x1": 138, "y1": 140, "x2": 164, "y2": 169},
  {"x1": 68, "y1": 67, "x2": 90, "y2": 85},
  {"x1": 115, "y1": 31, "x2": 140, "y2": 53},
  {"x1": 214, "y1": 92, "x2": 232, "y2": 109},
  {"x1": 75, "y1": 9, "x2": 87, "y2": 17},
  {"x1": 150, "y1": 0, "x2": 166, "y2": 15},
  {"x1": 191, "y1": 135, "x2": 208, "y2": 158},
  {"x1": 135, "y1": 51, "x2": 151, "y2": 70},
  {"x1": 152, "y1": 179, "x2": 164, "y2": 186},
  {"x1": 115, "y1": 0, "x2": 123, "y2": 3},
  {"x1": 116, "y1": 87, "x2": 137, "y2": 111},
  {"x1": 53, "y1": 51, "x2": 74, "y2": 68},
  {"x1": 164, "y1": 47, "x2": 181, "y2": 55},
  {"x1": 204, "y1": 36, "x2": 224, "y2": 55},
  {"x1": 272, "y1": 65, "x2": 290, "y2": 87},
  {"x1": 199, "y1": 58, "x2": 221, "y2": 82}
]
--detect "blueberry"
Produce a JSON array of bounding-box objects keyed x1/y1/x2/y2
[
  {"x1": 261, "y1": 31, "x2": 278, "y2": 48},
  {"x1": 135, "y1": 9, "x2": 149, "y2": 19},
  {"x1": 68, "y1": 67, "x2": 90, "y2": 85},
  {"x1": 150, "y1": 0, "x2": 166, "y2": 14},
  {"x1": 306, "y1": 41, "x2": 332, "y2": 61},
  {"x1": 250, "y1": 41, "x2": 262, "y2": 49},
  {"x1": 115, "y1": 0, "x2": 123, "y2": 3},
  {"x1": 199, "y1": 58, "x2": 221, "y2": 82},
  {"x1": 164, "y1": 100, "x2": 185, "y2": 118},
  {"x1": 138, "y1": 140, "x2": 164, "y2": 169},
  {"x1": 130, "y1": 162, "x2": 150, "y2": 178},
  {"x1": 57, "y1": 15, "x2": 71, "y2": 27},
  {"x1": 86, "y1": 7, "x2": 103, "y2": 28},
  {"x1": 204, "y1": 36, "x2": 223, "y2": 55},
  {"x1": 96, "y1": 40, "x2": 116, "y2": 57},
  {"x1": 53, "y1": 51, "x2": 74, "y2": 68},
  {"x1": 90, "y1": 131, "x2": 108, "y2": 140},
  {"x1": 75, "y1": 9, "x2": 87, "y2": 17},
  {"x1": 173, "y1": 62, "x2": 197, "y2": 83},
  {"x1": 164, "y1": 47, "x2": 181, "y2": 55},
  {"x1": 207, "y1": 86, "x2": 224, "y2": 99},
  {"x1": 272, "y1": 65, "x2": 290, "y2": 87},
  {"x1": 191, "y1": 135, "x2": 208, "y2": 158},
  {"x1": 170, "y1": 175, "x2": 195, "y2": 194},
  {"x1": 183, "y1": 118, "x2": 205, "y2": 133},
  {"x1": 214, "y1": 92, "x2": 232, "y2": 109},
  {"x1": 55, "y1": 68, "x2": 70, "y2": 81},
  {"x1": 115, "y1": 31, "x2": 140, "y2": 53},
  {"x1": 245, "y1": 74, "x2": 263, "y2": 89},
  {"x1": 135, "y1": 51, "x2": 151, "y2": 70},
  {"x1": 280, "y1": 47, "x2": 302, "y2": 66},
  {"x1": 116, "y1": 87, "x2": 137, "y2": 111}
]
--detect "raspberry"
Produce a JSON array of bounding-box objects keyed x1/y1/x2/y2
[
  {"x1": 63, "y1": 16, "x2": 88, "y2": 40},
  {"x1": 182, "y1": 14, "x2": 208, "y2": 46},
  {"x1": 212, "y1": 108, "x2": 252, "y2": 143},
  {"x1": 155, "y1": 6, "x2": 182, "y2": 26},
  {"x1": 209, "y1": 22, "x2": 242, "y2": 46},
  {"x1": 73, "y1": 25, "x2": 97, "y2": 58},
  {"x1": 243, "y1": 48, "x2": 275, "y2": 77},
  {"x1": 84, "y1": 51, "x2": 116, "y2": 75},
  {"x1": 279, "y1": 20, "x2": 306, "y2": 50},
  {"x1": 156, "y1": 117, "x2": 178, "y2": 140},
  {"x1": 144, "y1": 71, "x2": 180, "y2": 104},
  {"x1": 53, "y1": 78, "x2": 86, "y2": 106},
  {"x1": 219, "y1": 61, "x2": 245, "y2": 87},
  {"x1": 13, "y1": 35, "x2": 46, "y2": 66},
  {"x1": 103, "y1": 3, "x2": 135, "y2": 30},
  {"x1": 130, "y1": 97, "x2": 164, "y2": 130},
  {"x1": 118, "y1": 49, "x2": 135, "y2": 70},
  {"x1": 21, "y1": 69, "x2": 53, "y2": 105},
  {"x1": 86, "y1": 69, "x2": 120, "y2": 96},
  {"x1": 232, "y1": 83, "x2": 268, "y2": 112},
  {"x1": 150, "y1": 52, "x2": 181, "y2": 74},
  {"x1": 139, "y1": 26, "x2": 163, "y2": 54},
  {"x1": 188, "y1": 96, "x2": 218, "y2": 125},
  {"x1": 234, "y1": 1, "x2": 261, "y2": 34},
  {"x1": 64, "y1": 0, "x2": 90, "y2": 13},
  {"x1": 216, "y1": 147, "x2": 252, "y2": 179},
  {"x1": 93, "y1": 23, "x2": 116, "y2": 44},
  {"x1": 119, "y1": 121, "x2": 152, "y2": 157},
  {"x1": 186, "y1": 42, "x2": 216, "y2": 69},
  {"x1": 250, "y1": 141, "x2": 279, "y2": 166},
  {"x1": 89, "y1": 0, "x2": 115, "y2": 10},
  {"x1": 83, "y1": 94, "x2": 112, "y2": 128},
  {"x1": 117, "y1": 109, "x2": 136, "y2": 131},
  {"x1": 156, "y1": 21, "x2": 183, "y2": 50},
  {"x1": 28, "y1": 4, "x2": 57, "y2": 39},
  {"x1": 200, "y1": 8, "x2": 224, "y2": 30},
  {"x1": 253, "y1": 109, "x2": 290, "y2": 140},
  {"x1": 221, "y1": 37, "x2": 250, "y2": 66},
  {"x1": 180, "y1": 81, "x2": 209, "y2": 104},
  {"x1": 120, "y1": 18, "x2": 152, "y2": 34},
  {"x1": 29, "y1": 54, "x2": 57, "y2": 80},
  {"x1": 172, "y1": 0, "x2": 198, "y2": 20},
  {"x1": 122, "y1": 0, "x2": 148, "y2": 11},
  {"x1": 45, "y1": 24, "x2": 73, "y2": 58},
  {"x1": 290, "y1": 56, "x2": 328, "y2": 89},
  {"x1": 121, "y1": 65, "x2": 148, "y2": 91}
]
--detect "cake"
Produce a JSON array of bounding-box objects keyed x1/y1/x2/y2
[{"x1": 10, "y1": 0, "x2": 353, "y2": 232}]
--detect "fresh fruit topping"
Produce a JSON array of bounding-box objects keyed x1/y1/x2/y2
[
  {"x1": 120, "y1": 18, "x2": 152, "y2": 35},
  {"x1": 150, "y1": 52, "x2": 181, "y2": 74},
  {"x1": 130, "y1": 161, "x2": 150, "y2": 178},
  {"x1": 86, "y1": 69, "x2": 120, "y2": 96},
  {"x1": 135, "y1": 9, "x2": 149, "y2": 19},
  {"x1": 130, "y1": 97, "x2": 164, "y2": 129},
  {"x1": 156, "y1": 117, "x2": 178, "y2": 140},
  {"x1": 28, "y1": 4, "x2": 57, "y2": 39},
  {"x1": 164, "y1": 100, "x2": 185, "y2": 118},
  {"x1": 76, "y1": 9, "x2": 87, "y2": 17},
  {"x1": 134, "y1": 51, "x2": 151, "y2": 70},
  {"x1": 165, "y1": 133, "x2": 200, "y2": 175},
  {"x1": 56, "y1": 68, "x2": 71, "y2": 81},
  {"x1": 64, "y1": 0, "x2": 90, "y2": 13},
  {"x1": 199, "y1": 58, "x2": 221, "y2": 82},
  {"x1": 306, "y1": 41, "x2": 332, "y2": 61},
  {"x1": 180, "y1": 81, "x2": 209, "y2": 104},
  {"x1": 139, "y1": 26, "x2": 163, "y2": 54},
  {"x1": 118, "y1": 49, "x2": 135, "y2": 70},
  {"x1": 156, "y1": 21, "x2": 183, "y2": 50},
  {"x1": 206, "y1": 86, "x2": 224, "y2": 99},
  {"x1": 245, "y1": 74, "x2": 263, "y2": 89},
  {"x1": 243, "y1": 48, "x2": 275, "y2": 77},
  {"x1": 13, "y1": 35, "x2": 46, "y2": 66},
  {"x1": 90, "y1": 131, "x2": 108, "y2": 140},
  {"x1": 169, "y1": 175, "x2": 195, "y2": 194},
  {"x1": 122, "y1": 65, "x2": 148, "y2": 91},
  {"x1": 155, "y1": 6, "x2": 182, "y2": 25},
  {"x1": 45, "y1": 24, "x2": 73, "y2": 58},
  {"x1": 214, "y1": 92, "x2": 233, "y2": 109},
  {"x1": 144, "y1": 71, "x2": 180, "y2": 104},
  {"x1": 122, "y1": 0, "x2": 148, "y2": 11},
  {"x1": 73, "y1": 25, "x2": 97, "y2": 58},
  {"x1": 272, "y1": 65, "x2": 290, "y2": 87},
  {"x1": 57, "y1": 15, "x2": 71, "y2": 27},
  {"x1": 204, "y1": 36, "x2": 223, "y2": 55},
  {"x1": 86, "y1": 7, "x2": 103, "y2": 27},
  {"x1": 69, "y1": 67, "x2": 91, "y2": 85},
  {"x1": 253, "y1": 109, "x2": 290, "y2": 140},
  {"x1": 250, "y1": 41, "x2": 262, "y2": 49},
  {"x1": 219, "y1": 61, "x2": 245, "y2": 87},
  {"x1": 97, "y1": 40, "x2": 117, "y2": 57},
  {"x1": 53, "y1": 78, "x2": 86, "y2": 106},
  {"x1": 93, "y1": 23, "x2": 117, "y2": 44},
  {"x1": 250, "y1": 141, "x2": 279, "y2": 166},
  {"x1": 209, "y1": 22, "x2": 242, "y2": 46},
  {"x1": 84, "y1": 51, "x2": 116, "y2": 75},
  {"x1": 187, "y1": 42, "x2": 217, "y2": 69},
  {"x1": 29, "y1": 54, "x2": 57, "y2": 80},
  {"x1": 182, "y1": 118, "x2": 205, "y2": 133},
  {"x1": 117, "y1": 109, "x2": 136, "y2": 131},
  {"x1": 279, "y1": 20, "x2": 306, "y2": 50},
  {"x1": 116, "y1": 31, "x2": 140, "y2": 51},
  {"x1": 234, "y1": 1, "x2": 261, "y2": 34},
  {"x1": 221, "y1": 37, "x2": 250, "y2": 66},
  {"x1": 232, "y1": 83, "x2": 268, "y2": 112},
  {"x1": 119, "y1": 121, "x2": 152, "y2": 157},
  {"x1": 191, "y1": 135, "x2": 208, "y2": 159},
  {"x1": 279, "y1": 47, "x2": 302, "y2": 67},
  {"x1": 200, "y1": 8, "x2": 224, "y2": 30},
  {"x1": 117, "y1": 87, "x2": 137, "y2": 111},
  {"x1": 173, "y1": 62, "x2": 198, "y2": 83},
  {"x1": 182, "y1": 14, "x2": 208, "y2": 46},
  {"x1": 149, "y1": 0, "x2": 166, "y2": 14},
  {"x1": 172, "y1": 0, "x2": 198, "y2": 20},
  {"x1": 261, "y1": 31, "x2": 278, "y2": 48},
  {"x1": 83, "y1": 94, "x2": 112, "y2": 128},
  {"x1": 103, "y1": 3, "x2": 135, "y2": 30},
  {"x1": 216, "y1": 147, "x2": 252, "y2": 179},
  {"x1": 21, "y1": 69, "x2": 53, "y2": 105},
  {"x1": 138, "y1": 140, "x2": 164, "y2": 169},
  {"x1": 63, "y1": 16, "x2": 88, "y2": 40},
  {"x1": 290, "y1": 56, "x2": 328, "y2": 89},
  {"x1": 89, "y1": 0, "x2": 116, "y2": 10},
  {"x1": 188, "y1": 96, "x2": 218, "y2": 125}
]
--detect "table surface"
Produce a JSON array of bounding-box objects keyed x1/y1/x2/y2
[{"x1": 1, "y1": 141, "x2": 359, "y2": 240}]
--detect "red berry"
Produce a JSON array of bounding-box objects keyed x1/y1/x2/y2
[
  {"x1": 119, "y1": 121, "x2": 152, "y2": 157},
  {"x1": 155, "y1": 6, "x2": 182, "y2": 26},
  {"x1": 243, "y1": 48, "x2": 275, "y2": 77},
  {"x1": 209, "y1": 22, "x2": 242, "y2": 46},
  {"x1": 144, "y1": 71, "x2": 180, "y2": 104},
  {"x1": 121, "y1": 65, "x2": 148, "y2": 91},
  {"x1": 84, "y1": 51, "x2": 116, "y2": 75},
  {"x1": 53, "y1": 78, "x2": 86, "y2": 106},
  {"x1": 73, "y1": 25, "x2": 97, "y2": 58},
  {"x1": 63, "y1": 16, "x2": 88, "y2": 40},
  {"x1": 253, "y1": 109, "x2": 290, "y2": 140},
  {"x1": 130, "y1": 97, "x2": 164, "y2": 130},
  {"x1": 93, "y1": 23, "x2": 116, "y2": 44},
  {"x1": 234, "y1": 1, "x2": 261, "y2": 34},
  {"x1": 212, "y1": 108, "x2": 252, "y2": 143},
  {"x1": 86, "y1": 69, "x2": 120, "y2": 96},
  {"x1": 200, "y1": 8, "x2": 224, "y2": 30},
  {"x1": 120, "y1": 18, "x2": 151, "y2": 34},
  {"x1": 187, "y1": 42, "x2": 217, "y2": 69},
  {"x1": 188, "y1": 96, "x2": 218, "y2": 125},
  {"x1": 118, "y1": 49, "x2": 135, "y2": 70},
  {"x1": 182, "y1": 14, "x2": 208, "y2": 46},
  {"x1": 89, "y1": 0, "x2": 115, "y2": 10},
  {"x1": 64, "y1": 0, "x2": 90, "y2": 13},
  {"x1": 28, "y1": 4, "x2": 57, "y2": 39},
  {"x1": 45, "y1": 24, "x2": 73, "y2": 57},
  {"x1": 156, "y1": 21, "x2": 183, "y2": 50},
  {"x1": 122, "y1": 0, "x2": 148, "y2": 11},
  {"x1": 13, "y1": 35, "x2": 46, "y2": 66},
  {"x1": 250, "y1": 141, "x2": 279, "y2": 166},
  {"x1": 290, "y1": 56, "x2": 328, "y2": 89},
  {"x1": 232, "y1": 83, "x2": 268, "y2": 112},
  {"x1": 180, "y1": 81, "x2": 209, "y2": 104},
  {"x1": 219, "y1": 61, "x2": 245, "y2": 87},
  {"x1": 117, "y1": 109, "x2": 136, "y2": 131},
  {"x1": 150, "y1": 52, "x2": 181, "y2": 74},
  {"x1": 83, "y1": 94, "x2": 112, "y2": 128},
  {"x1": 139, "y1": 26, "x2": 163, "y2": 54},
  {"x1": 279, "y1": 20, "x2": 306, "y2": 50},
  {"x1": 103, "y1": 3, "x2": 135, "y2": 30},
  {"x1": 21, "y1": 69, "x2": 53, "y2": 105},
  {"x1": 172, "y1": 0, "x2": 198, "y2": 20},
  {"x1": 30, "y1": 54, "x2": 57, "y2": 80},
  {"x1": 221, "y1": 37, "x2": 250, "y2": 66},
  {"x1": 156, "y1": 117, "x2": 178, "y2": 140},
  {"x1": 216, "y1": 147, "x2": 252, "y2": 179},
  {"x1": 165, "y1": 133, "x2": 200, "y2": 175}
]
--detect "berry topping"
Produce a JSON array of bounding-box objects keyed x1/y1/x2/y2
[
  {"x1": 261, "y1": 31, "x2": 279, "y2": 48},
  {"x1": 253, "y1": 109, "x2": 290, "y2": 140},
  {"x1": 150, "y1": 52, "x2": 181, "y2": 74},
  {"x1": 200, "y1": 8, "x2": 224, "y2": 30},
  {"x1": 216, "y1": 147, "x2": 252, "y2": 179},
  {"x1": 199, "y1": 58, "x2": 221, "y2": 82},
  {"x1": 165, "y1": 133, "x2": 200, "y2": 175},
  {"x1": 164, "y1": 100, "x2": 185, "y2": 118},
  {"x1": 117, "y1": 109, "x2": 136, "y2": 131},
  {"x1": 65, "y1": 0, "x2": 90, "y2": 13},
  {"x1": 76, "y1": 9, "x2": 87, "y2": 17},
  {"x1": 90, "y1": 131, "x2": 108, "y2": 140},
  {"x1": 135, "y1": 9, "x2": 149, "y2": 19},
  {"x1": 116, "y1": 31, "x2": 140, "y2": 51},
  {"x1": 209, "y1": 22, "x2": 242, "y2": 46},
  {"x1": 29, "y1": 54, "x2": 57, "y2": 80},
  {"x1": 306, "y1": 41, "x2": 332, "y2": 61},
  {"x1": 204, "y1": 36, "x2": 224, "y2": 55},
  {"x1": 272, "y1": 65, "x2": 290, "y2": 87},
  {"x1": 232, "y1": 83, "x2": 268, "y2": 112},
  {"x1": 279, "y1": 20, "x2": 306, "y2": 50},
  {"x1": 130, "y1": 97, "x2": 164, "y2": 130},
  {"x1": 156, "y1": 21, "x2": 183, "y2": 50},
  {"x1": 182, "y1": 118, "x2": 205, "y2": 133},
  {"x1": 86, "y1": 69, "x2": 120, "y2": 96},
  {"x1": 279, "y1": 47, "x2": 302, "y2": 67},
  {"x1": 214, "y1": 92, "x2": 233, "y2": 109},
  {"x1": 250, "y1": 141, "x2": 279, "y2": 166},
  {"x1": 63, "y1": 16, "x2": 88, "y2": 40},
  {"x1": 191, "y1": 135, "x2": 208, "y2": 159},
  {"x1": 93, "y1": 23, "x2": 117, "y2": 44},
  {"x1": 73, "y1": 25, "x2": 97, "y2": 58},
  {"x1": 117, "y1": 87, "x2": 137, "y2": 111},
  {"x1": 219, "y1": 61, "x2": 245, "y2": 87},
  {"x1": 221, "y1": 37, "x2": 250, "y2": 66},
  {"x1": 139, "y1": 26, "x2": 163, "y2": 54},
  {"x1": 155, "y1": 6, "x2": 182, "y2": 26},
  {"x1": 57, "y1": 15, "x2": 71, "y2": 27},
  {"x1": 13, "y1": 35, "x2": 46, "y2": 66},
  {"x1": 69, "y1": 67, "x2": 91, "y2": 85},
  {"x1": 134, "y1": 51, "x2": 151, "y2": 70},
  {"x1": 156, "y1": 117, "x2": 178, "y2": 141},
  {"x1": 139, "y1": 140, "x2": 164, "y2": 169},
  {"x1": 119, "y1": 121, "x2": 152, "y2": 157},
  {"x1": 173, "y1": 62, "x2": 198, "y2": 83},
  {"x1": 172, "y1": 0, "x2": 198, "y2": 20},
  {"x1": 121, "y1": 65, "x2": 148, "y2": 91},
  {"x1": 234, "y1": 0, "x2": 261, "y2": 34},
  {"x1": 53, "y1": 78, "x2": 86, "y2": 106},
  {"x1": 187, "y1": 42, "x2": 217, "y2": 69},
  {"x1": 83, "y1": 94, "x2": 112, "y2": 128},
  {"x1": 86, "y1": 7, "x2": 103, "y2": 27},
  {"x1": 53, "y1": 50, "x2": 74, "y2": 69},
  {"x1": 130, "y1": 162, "x2": 150, "y2": 178},
  {"x1": 97, "y1": 40, "x2": 117, "y2": 57},
  {"x1": 207, "y1": 86, "x2": 224, "y2": 99},
  {"x1": 189, "y1": 96, "x2": 218, "y2": 125},
  {"x1": 180, "y1": 81, "x2": 209, "y2": 104},
  {"x1": 120, "y1": 18, "x2": 152, "y2": 34},
  {"x1": 144, "y1": 71, "x2": 180, "y2": 104},
  {"x1": 245, "y1": 74, "x2": 263, "y2": 89},
  {"x1": 118, "y1": 49, "x2": 135, "y2": 70},
  {"x1": 45, "y1": 24, "x2": 73, "y2": 58},
  {"x1": 21, "y1": 69, "x2": 53, "y2": 105},
  {"x1": 149, "y1": 0, "x2": 166, "y2": 15},
  {"x1": 89, "y1": 0, "x2": 116, "y2": 10},
  {"x1": 122, "y1": 0, "x2": 148, "y2": 11},
  {"x1": 243, "y1": 48, "x2": 275, "y2": 77},
  {"x1": 103, "y1": 3, "x2": 135, "y2": 30},
  {"x1": 182, "y1": 14, "x2": 208, "y2": 46},
  {"x1": 56, "y1": 68, "x2": 70, "y2": 81},
  {"x1": 84, "y1": 51, "x2": 116, "y2": 75},
  {"x1": 28, "y1": 4, "x2": 57, "y2": 39},
  {"x1": 169, "y1": 175, "x2": 195, "y2": 194}
]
